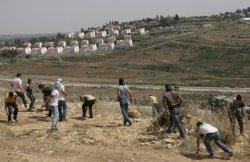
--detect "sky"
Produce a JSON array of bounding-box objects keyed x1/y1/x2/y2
[{"x1": 0, "y1": 0, "x2": 250, "y2": 34}]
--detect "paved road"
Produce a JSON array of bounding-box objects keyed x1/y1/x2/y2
[{"x1": 1, "y1": 77, "x2": 250, "y2": 93}]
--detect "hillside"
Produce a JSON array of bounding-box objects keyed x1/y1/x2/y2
[{"x1": 0, "y1": 20, "x2": 250, "y2": 88}]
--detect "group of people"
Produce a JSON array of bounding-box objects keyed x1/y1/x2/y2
[
  {"x1": 147, "y1": 84, "x2": 246, "y2": 158},
  {"x1": 4, "y1": 74, "x2": 247, "y2": 158},
  {"x1": 5, "y1": 73, "x2": 35, "y2": 124},
  {"x1": 4, "y1": 73, "x2": 96, "y2": 132}
]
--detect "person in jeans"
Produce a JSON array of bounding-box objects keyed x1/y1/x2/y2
[
  {"x1": 195, "y1": 121, "x2": 233, "y2": 158},
  {"x1": 43, "y1": 81, "x2": 60, "y2": 131},
  {"x1": 5, "y1": 92, "x2": 18, "y2": 123},
  {"x1": 163, "y1": 84, "x2": 185, "y2": 139},
  {"x1": 26, "y1": 78, "x2": 35, "y2": 112},
  {"x1": 117, "y1": 78, "x2": 132, "y2": 126},
  {"x1": 80, "y1": 95, "x2": 96, "y2": 120},
  {"x1": 57, "y1": 78, "x2": 68, "y2": 121},
  {"x1": 12, "y1": 73, "x2": 27, "y2": 109},
  {"x1": 229, "y1": 95, "x2": 246, "y2": 136}
]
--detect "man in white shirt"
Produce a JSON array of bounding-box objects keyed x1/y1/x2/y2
[
  {"x1": 12, "y1": 73, "x2": 27, "y2": 109},
  {"x1": 44, "y1": 81, "x2": 60, "y2": 131},
  {"x1": 57, "y1": 78, "x2": 68, "y2": 121},
  {"x1": 195, "y1": 121, "x2": 233, "y2": 158}
]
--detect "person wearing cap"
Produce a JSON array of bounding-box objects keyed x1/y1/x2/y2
[
  {"x1": 57, "y1": 78, "x2": 68, "y2": 121},
  {"x1": 5, "y1": 91, "x2": 18, "y2": 123},
  {"x1": 163, "y1": 84, "x2": 185, "y2": 139},
  {"x1": 80, "y1": 95, "x2": 96, "y2": 120},
  {"x1": 26, "y1": 78, "x2": 35, "y2": 112},
  {"x1": 12, "y1": 73, "x2": 27, "y2": 109},
  {"x1": 195, "y1": 121, "x2": 233, "y2": 158},
  {"x1": 117, "y1": 78, "x2": 132, "y2": 126},
  {"x1": 43, "y1": 81, "x2": 60, "y2": 131}
]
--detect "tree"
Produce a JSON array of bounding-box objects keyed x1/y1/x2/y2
[
  {"x1": 56, "y1": 32, "x2": 64, "y2": 39},
  {"x1": 14, "y1": 39, "x2": 21, "y2": 47},
  {"x1": 81, "y1": 28, "x2": 84, "y2": 32},
  {"x1": 173, "y1": 14, "x2": 179, "y2": 21}
]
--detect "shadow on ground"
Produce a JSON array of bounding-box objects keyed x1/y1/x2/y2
[
  {"x1": 28, "y1": 115, "x2": 50, "y2": 122},
  {"x1": 181, "y1": 152, "x2": 229, "y2": 161}
]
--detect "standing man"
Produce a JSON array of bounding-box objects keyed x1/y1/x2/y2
[
  {"x1": 57, "y1": 78, "x2": 68, "y2": 121},
  {"x1": 117, "y1": 78, "x2": 132, "y2": 126},
  {"x1": 229, "y1": 95, "x2": 245, "y2": 136},
  {"x1": 5, "y1": 91, "x2": 18, "y2": 123},
  {"x1": 163, "y1": 84, "x2": 185, "y2": 139},
  {"x1": 43, "y1": 81, "x2": 60, "y2": 131},
  {"x1": 148, "y1": 95, "x2": 161, "y2": 117},
  {"x1": 12, "y1": 73, "x2": 27, "y2": 109},
  {"x1": 26, "y1": 78, "x2": 35, "y2": 112},
  {"x1": 195, "y1": 121, "x2": 233, "y2": 158},
  {"x1": 80, "y1": 95, "x2": 96, "y2": 120}
]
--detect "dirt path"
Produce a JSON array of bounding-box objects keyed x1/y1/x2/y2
[{"x1": 0, "y1": 101, "x2": 247, "y2": 162}]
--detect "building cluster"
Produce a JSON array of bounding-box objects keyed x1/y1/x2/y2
[{"x1": 0, "y1": 26, "x2": 146, "y2": 55}]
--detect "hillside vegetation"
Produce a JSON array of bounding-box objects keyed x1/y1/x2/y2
[{"x1": 0, "y1": 20, "x2": 250, "y2": 87}]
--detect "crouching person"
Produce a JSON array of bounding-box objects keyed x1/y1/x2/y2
[
  {"x1": 195, "y1": 121, "x2": 233, "y2": 158},
  {"x1": 80, "y1": 95, "x2": 96, "y2": 120},
  {"x1": 5, "y1": 91, "x2": 18, "y2": 123}
]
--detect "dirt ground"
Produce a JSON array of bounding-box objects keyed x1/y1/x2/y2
[{"x1": 0, "y1": 99, "x2": 249, "y2": 162}]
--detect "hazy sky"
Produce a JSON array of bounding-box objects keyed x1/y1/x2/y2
[{"x1": 0, "y1": 0, "x2": 250, "y2": 34}]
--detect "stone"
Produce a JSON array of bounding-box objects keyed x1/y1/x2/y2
[
  {"x1": 136, "y1": 135, "x2": 156, "y2": 142},
  {"x1": 128, "y1": 109, "x2": 140, "y2": 119}
]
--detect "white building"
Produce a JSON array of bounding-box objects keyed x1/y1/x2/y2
[
  {"x1": 58, "y1": 41, "x2": 67, "y2": 47},
  {"x1": 64, "y1": 46, "x2": 79, "y2": 54},
  {"x1": 70, "y1": 40, "x2": 79, "y2": 46},
  {"x1": 40, "y1": 47, "x2": 47, "y2": 54},
  {"x1": 97, "y1": 31, "x2": 107, "y2": 38},
  {"x1": 16, "y1": 47, "x2": 24, "y2": 54},
  {"x1": 107, "y1": 36, "x2": 116, "y2": 43},
  {"x1": 81, "y1": 44, "x2": 97, "y2": 52},
  {"x1": 33, "y1": 42, "x2": 43, "y2": 48},
  {"x1": 116, "y1": 39, "x2": 133, "y2": 47},
  {"x1": 31, "y1": 47, "x2": 47, "y2": 55},
  {"x1": 44, "y1": 42, "x2": 54, "y2": 47},
  {"x1": 75, "y1": 32, "x2": 85, "y2": 39},
  {"x1": 98, "y1": 43, "x2": 115, "y2": 51},
  {"x1": 109, "y1": 30, "x2": 119, "y2": 36},
  {"x1": 121, "y1": 29, "x2": 131, "y2": 35},
  {"x1": 25, "y1": 47, "x2": 31, "y2": 54},
  {"x1": 57, "y1": 47, "x2": 64, "y2": 54},
  {"x1": 47, "y1": 47, "x2": 57, "y2": 54},
  {"x1": 96, "y1": 38, "x2": 104, "y2": 45},
  {"x1": 86, "y1": 31, "x2": 96, "y2": 38},
  {"x1": 31, "y1": 48, "x2": 40, "y2": 55},
  {"x1": 67, "y1": 32, "x2": 75, "y2": 38},
  {"x1": 23, "y1": 42, "x2": 31, "y2": 47},
  {"x1": 135, "y1": 28, "x2": 146, "y2": 35},
  {"x1": 81, "y1": 40, "x2": 89, "y2": 45}
]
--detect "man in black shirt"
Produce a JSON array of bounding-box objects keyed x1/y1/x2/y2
[
  {"x1": 229, "y1": 95, "x2": 245, "y2": 136},
  {"x1": 39, "y1": 84, "x2": 52, "y2": 117},
  {"x1": 26, "y1": 78, "x2": 35, "y2": 112}
]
